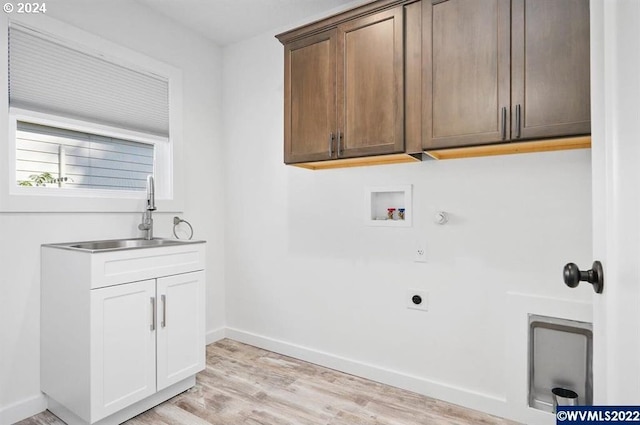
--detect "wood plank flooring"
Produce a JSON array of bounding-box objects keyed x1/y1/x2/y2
[{"x1": 17, "y1": 339, "x2": 518, "y2": 425}]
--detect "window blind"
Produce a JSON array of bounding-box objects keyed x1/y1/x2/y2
[
  {"x1": 8, "y1": 25, "x2": 170, "y2": 137},
  {"x1": 16, "y1": 121, "x2": 154, "y2": 191}
]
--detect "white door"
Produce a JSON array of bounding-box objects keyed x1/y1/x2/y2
[
  {"x1": 591, "y1": 0, "x2": 640, "y2": 403},
  {"x1": 90, "y1": 279, "x2": 157, "y2": 422},
  {"x1": 156, "y1": 271, "x2": 206, "y2": 390}
]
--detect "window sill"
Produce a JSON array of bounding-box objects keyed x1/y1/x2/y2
[{"x1": 0, "y1": 189, "x2": 184, "y2": 213}]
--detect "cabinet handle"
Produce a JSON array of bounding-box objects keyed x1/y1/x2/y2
[
  {"x1": 161, "y1": 294, "x2": 166, "y2": 328},
  {"x1": 150, "y1": 297, "x2": 156, "y2": 331},
  {"x1": 516, "y1": 104, "x2": 522, "y2": 139},
  {"x1": 337, "y1": 132, "x2": 343, "y2": 157},
  {"x1": 328, "y1": 133, "x2": 335, "y2": 157},
  {"x1": 501, "y1": 107, "x2": 507, "y2": 140}
]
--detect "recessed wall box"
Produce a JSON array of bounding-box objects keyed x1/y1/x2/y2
[{"x1": 365, "y1": 185, "x2": 412, "y2": 227}]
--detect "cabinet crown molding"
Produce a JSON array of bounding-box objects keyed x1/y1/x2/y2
[{"x1": 276, "y1": 0, "x2": 414, "y2": 44}]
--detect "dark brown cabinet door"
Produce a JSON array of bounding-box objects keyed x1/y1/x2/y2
[
  {"x1": 336, "y1": 7, "x2": 404, "y2": 158},
  {"x1": 284, "y1": 31, "x2": 336, "y2": 164},
  {"x1": 424, "y1": 0, "x2": 511, "y2": 149},
  {"x1": 511, "y1": 0, "x2": 591, "y2": 140}
]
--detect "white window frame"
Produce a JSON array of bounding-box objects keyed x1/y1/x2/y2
[{"x1": 0, "y1": 14, "x2": 184, "y2": 212}]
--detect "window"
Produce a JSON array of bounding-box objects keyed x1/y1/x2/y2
[
  {"x1": 1, "y1": 14, "x2": 183, "y2": 212},
  {"x1": 16, "y1": 122, "x2": 155, "y2": 191}
]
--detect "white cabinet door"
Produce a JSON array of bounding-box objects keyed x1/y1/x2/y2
[
  {"x1": 90, "y1": 280, "x2": 157, "y2": 422},
  {"x1": 156, "y1": 271, "x2": 206, "y2": 390}
]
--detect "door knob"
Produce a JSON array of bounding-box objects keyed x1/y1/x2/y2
[{"x1": 563, "y1": 261, "x2": 604, "y2": 294}]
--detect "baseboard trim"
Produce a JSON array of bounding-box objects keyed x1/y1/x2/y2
[
  {"x1": 2, "y1": 327, "x2": 510, "y2": 424},
  {"x1": 225, "y1": 327, "x2": 509, "y2": 420},
  {"x1": 206, "y1": 326, "x2": 226, "y2": 345},
  {"x1": 2, "y1": 327, "x2": 225, "y2": 425},
  {"x1": 0, "y1": 394, "x2": 47, "y2": 425}
]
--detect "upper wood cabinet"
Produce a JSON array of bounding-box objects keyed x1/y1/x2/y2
[
  {"x1": 279, "y1": 0, "x2": 591, "y2": 166},
  {"x1": 419, "y1": 0, "x2": 590, "y2": 150},
  {"x1": 338, "y1": 8, "x2": 405, "y2": 159},
  {"x1": 424, "y1": 0, "x2": 510, "y2": 149},
  {"x1": 279, "y1": 4, "x2": 407, "y2": 165},
  {"x1": 511, "y1": 0, "x2": 591, "y2": 140},
  {"x1": 284, "y1": 31, "x2": 337, "y2": 163}
]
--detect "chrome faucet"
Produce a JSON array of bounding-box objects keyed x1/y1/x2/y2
[{"x1": 138, "y1": 175, "x2": 156, "y2": 240}]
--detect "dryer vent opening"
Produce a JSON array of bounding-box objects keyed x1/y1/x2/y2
[{"x1": 528, "y1": 314, "x2": 593, "y2": 412}]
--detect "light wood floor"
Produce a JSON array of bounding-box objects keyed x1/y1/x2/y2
[{"x1": 18, "y1": 339, "x2": 518, "y2": 425}]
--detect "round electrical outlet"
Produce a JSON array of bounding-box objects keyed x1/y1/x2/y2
[{"x1": 412, "y1": 295, "x2": 422, "y2": 305}]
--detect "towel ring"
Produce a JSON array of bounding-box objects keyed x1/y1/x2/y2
[{"x1": 173, "y1": 216, "x2": 194, "y2": 240}]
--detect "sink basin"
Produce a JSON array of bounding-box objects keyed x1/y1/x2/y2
[
  {"x1": 45, "y1": 238, "x2": 204, "y2": 253},
  {"x1": 70, "y1": 239, "x2": 183, "y2": 250}
]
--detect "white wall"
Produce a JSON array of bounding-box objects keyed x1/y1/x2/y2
[
  {"x1": 0, "y1": 3, "x2": 225, "y2": 423},
  {"x1": 222, "y1": 33, "x2": 593, "y2": 423}
]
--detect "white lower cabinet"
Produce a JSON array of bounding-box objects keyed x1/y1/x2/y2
[
  {"x1": 156, "y1": 273, "x2": 205, "y2": 390},
  {"x1": 89, "y1": 273, "x2": 205, "y2": 422},
  {"x1": 90, "y1": 280, "x2": 157, "y2": 421},
  {"x1": 41, "y1": 242, "x2": 206, "y2": 425}
]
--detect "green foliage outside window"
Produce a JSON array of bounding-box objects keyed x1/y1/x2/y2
[{"x1": 18, "y1": 172, "x2": 69, "y2": 187}]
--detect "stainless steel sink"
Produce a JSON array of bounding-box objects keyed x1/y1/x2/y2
[{"x1": 44, "y1": 238, "x2": 204, "y2": 253}]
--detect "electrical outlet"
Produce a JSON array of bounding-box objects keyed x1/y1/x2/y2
[
  {"x1": 414, "y1": 240, "x2": 427, "y2": 262},
  {"x1": 407, "y1": 289, "x2": 428, "y2": 311}
]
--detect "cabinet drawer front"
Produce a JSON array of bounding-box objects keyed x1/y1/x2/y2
[{"x1": 90, "y1": 244, "x2": 205, "y2": 289}]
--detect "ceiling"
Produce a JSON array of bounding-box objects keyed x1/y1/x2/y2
[{"x1": 138, "y1": 0, "x2": 367, "y2": 46}]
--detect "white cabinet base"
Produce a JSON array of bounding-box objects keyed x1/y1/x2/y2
[
  {"x1": 41, "y1": 242, "x2": 206, "y2": 424},
  {"x1": 48, "y1": 376, "x2": 195, "y2": 425}
]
